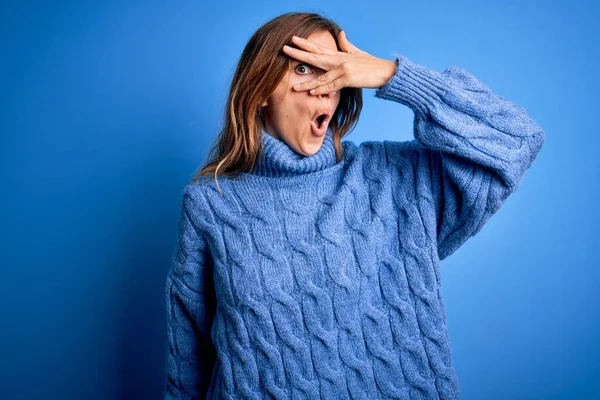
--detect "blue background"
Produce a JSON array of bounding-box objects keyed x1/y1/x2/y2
[{"x1": 2, "y1": 1, "x2": 598, "y2": 399}]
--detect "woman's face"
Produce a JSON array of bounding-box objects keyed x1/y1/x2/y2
[{"x1": 261, "y1": 30, "x2": 341, "y2": 156}]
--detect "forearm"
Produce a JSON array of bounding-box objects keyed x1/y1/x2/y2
[{"x1": 375, "y1": 53, "x2": 545, "y2": 191}]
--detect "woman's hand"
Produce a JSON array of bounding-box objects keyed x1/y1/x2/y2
[{"x1": 282, "y1": 31, "x2": 398, "y2": 95}]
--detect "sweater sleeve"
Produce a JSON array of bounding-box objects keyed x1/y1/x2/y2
[
  {"x1": 164, "y1": 186, "x2": 217, "y2": 399},
  {"x1": 375, "y1": 54, "x2": 545, "y2": 261}
]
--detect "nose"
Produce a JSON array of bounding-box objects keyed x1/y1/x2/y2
[{"x1": 316, "y1": 88, "x2": 337, "y2": 97}]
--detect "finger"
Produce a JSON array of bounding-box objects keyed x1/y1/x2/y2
[
  {"x1": 282, "y1": 45, "x2": 328, "y2": 70},
  {"x1": 293, "y1": 67, "x2": 346, "y2": 92},
  {"x1": 291, "y1": 35, "x2": 337, "y2": 56},
  {"x1": 309, "y1": 76, "x2": 346, "y2": 95}
]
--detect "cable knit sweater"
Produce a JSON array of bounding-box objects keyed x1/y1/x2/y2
[{"x1": 164, "y1": 54, "x2": 545, "y2": 399}]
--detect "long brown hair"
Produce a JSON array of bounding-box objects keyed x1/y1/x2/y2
[{"x1": 191, "y1": 11, "x2": 363, "y2": 192}]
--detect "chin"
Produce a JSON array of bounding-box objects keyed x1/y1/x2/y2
[
  {"x1": 294, "y1": 147, "x2": 314, "y2": 157},
  {"x1": 297, "y1": 139, "x2": 323, "y2": 156}
]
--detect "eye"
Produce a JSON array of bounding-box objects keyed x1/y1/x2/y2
[{"x1": 294, "y1": 63, "x2": 314, "y2": 75}]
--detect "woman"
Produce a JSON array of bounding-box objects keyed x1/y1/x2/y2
[{"x1": 164, "y1": 11, "x2": 545, "y2": 400}]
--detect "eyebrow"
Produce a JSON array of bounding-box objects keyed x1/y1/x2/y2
[{"x1": 290, "y1": 60, "x2": 321, "y2": 70}]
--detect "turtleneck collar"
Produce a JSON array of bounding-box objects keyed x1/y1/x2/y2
[{"x1": 250, "y1": 127, "x2": 338, "y2": 178}]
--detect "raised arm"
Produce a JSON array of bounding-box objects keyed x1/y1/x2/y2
[
  {"x1": 164, "y1": 185, "x2": 217, "y2": 399},
  {"x1": 375, "y1": 54, "x2": 545, "y2": 260}
]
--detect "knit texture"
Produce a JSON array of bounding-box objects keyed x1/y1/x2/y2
[{"x1": 164, "y1": 54, "x2": 545, "y2": 399}]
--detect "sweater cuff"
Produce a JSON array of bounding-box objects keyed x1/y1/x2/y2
[{"x1": 375, "y1": 53, "x2": 451, "y2": 117}]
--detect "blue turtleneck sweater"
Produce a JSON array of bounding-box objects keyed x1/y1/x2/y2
[{"x1": 164, "y1": 54, "x2": 545, "y2": 399}]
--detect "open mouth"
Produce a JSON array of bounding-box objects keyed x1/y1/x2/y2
[
  {"x1": 311, "y1": 110, "x2": 333, "y2": 136},
  {"x1": 316, "y1": 114, "x2": 327, "y2": 126}
]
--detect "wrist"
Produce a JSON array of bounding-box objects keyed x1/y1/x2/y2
[{"x1": 378, "y1": 58, "x2": 398, "y2": 88}]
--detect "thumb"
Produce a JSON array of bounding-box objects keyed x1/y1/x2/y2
[
  {"x1": 338, "y1": 31, "x2": 369, "y2": 55},
  {"x1": 338, "y1": 30, "x2": 355, "y2": 54}
]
